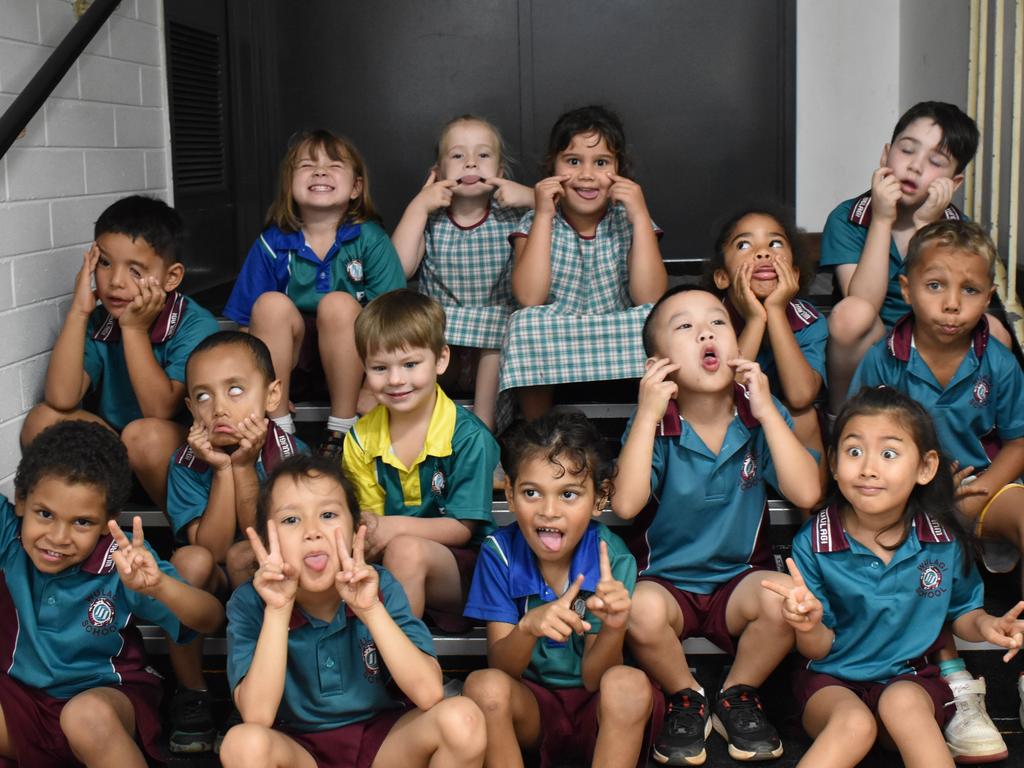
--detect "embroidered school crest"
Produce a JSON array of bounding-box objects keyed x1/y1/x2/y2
[
  {"x1": 360, "y1": 638, "x2": 381, "y2": 683},
  {"x1": 347, "y1": 259, "x2": 364, "y2": 283},
  {"x1": 570, "y1": 592, "x2": 590, "y2": 620},
  {"x1": 82, "y1": 590, "x2": 118, "y2": 635},
  {"x1": 431, "y1": 469, "x2": 446, "y2": 496},
  {"x1": 916, "y1": 560, "x2": 947, "y2": 598},
  {"x1": 739, "y1": 448, "x2": 758, "y2": 490},
  {"x1": 971, "y1": 376, "x2": 991, "y2": 408}
]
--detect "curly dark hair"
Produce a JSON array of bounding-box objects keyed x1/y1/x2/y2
[
  {"x1": 255, "y1": 454, "x2": 358, "y2": 546},
  {"x1": 15, "y1": 421, "x2": 131, "y2": 518},
  {"x1": 541, "y1": 105, "x2": 633, "y2": 179}
]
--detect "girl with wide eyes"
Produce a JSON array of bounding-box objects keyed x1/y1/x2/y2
[{"x1": 762, "y1": 387, "x2": 1024, "y2": 767}]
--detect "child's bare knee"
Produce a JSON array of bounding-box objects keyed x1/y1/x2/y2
[
  {"x1": 827, "y1": 296, "x2": 876, "y2": 347},
  {"x1": 172, "y1": 544, "x2": 216, "y2": 587},
  {"x1": 382, "y1": 534, "x2": 428, "y2": 574},
  {"x1": 434, "y1": 697, "x2": 487, "y2": 756},
  {"x1": 122, "y1": 419, "x2": 174, "y2": 464},
  {"x1": 877, "y1": 681, "x2": 932, "y2": 726},
  {"x1": 21, "y1": 403, "x2": 62, "y2": 446},
  {"x1": 226, "y1": 540, "x2": 256, "y2": 584},
  {"x1": 316, "y1": 291, "x2": 361, "y2": 329},
  {"x1": 599, "y1": 666, "x2": 652, "y2": 722},
  {"x1": 218, "y1": 723, "x2": 273, "y2": 768},
  {"x1": 626, "y1": 587, "x2": 672, "y2": 640},
  {"x1": 833, "y1": 705, "x2": 877, "y2": 745},
  {"x1": 464, "y1": 669, "x2": 514, "y2": 714},
  {"x1": 251, "y1": 291, "x2": 297, "y2": 324},
  {"x1": 60, "y1": 693, "x2": 126, "y2": 753}
]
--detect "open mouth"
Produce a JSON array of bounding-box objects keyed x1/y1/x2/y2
[
  {"x1": 458, "y1": 175, "x2": 482, "y2": 185},
  {"x1": 536, "y1": 527, "x2": 564, "y2": 552},
  {"x1": 308, "y1": 184, "x2": 335, "y2": 192},
  {"x1": 701, "y1": 345, "x2": 720, "y2": 372},
  {"x1": 900, "y1": 180, "x2": 918, "y2": 195},
  {"x1": 574, "y1": 187, "x2": 600, "y2": 201},
  {"x1": 304, "y1": 552, "x2": 329, "y2": 572}
]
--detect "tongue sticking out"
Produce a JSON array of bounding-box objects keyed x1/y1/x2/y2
[
  {"x1": 537, "y1": 530, "x2": 564, "y2": 552},
  {"x1": 702, "y1": 353, "x2": 719, "y2": 372},
  {"x1": 459, "y1": 175, "x2": 482, "y2": 185},
  {"x1": 305, "y1": 554, "x2": 329, "y2": 572}
]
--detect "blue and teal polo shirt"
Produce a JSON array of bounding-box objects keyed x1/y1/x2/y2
[
  {"x1": 165, "y1": 424, "x2": 308, "y2": 543},
  {"x1": 226, "y1": 566, "x2": 435, "y2": 732},
  {"x1": 223, "y1": 221, "x2": 405, "y2": 326},
  {"x1": 83, "y1": 291, "x2": 219, "y2": 430},
  {"x1": 850, "y1": 314, "x2": 1024, "y2": 473},
  {"x1": 792, "y1": 504, "x2": 983, "y2": 682},
  {"x1": 820, "y1": 193, "x2": 965, "y2": 327},
  {"x1": 0, "y1": 496, "x2": 192, "y2": 699},
  {"x1": 725, "y1": 296, "x2": 829, "y2": 390},
  {"x1": 342, "y1": 386, "x2": 498, "y2": 544},
  {"x1": 463, "y1": 521, "x2": 637, "y2": 688},
  {"x1": 621, "y1": 386, "x2": 813, "y2": 594}
]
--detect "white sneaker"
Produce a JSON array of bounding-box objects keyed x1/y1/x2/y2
[{"x1": 945, "y1": 677, "x2": 1008, "y2": 763}]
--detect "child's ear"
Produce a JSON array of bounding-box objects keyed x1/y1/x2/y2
[
  {"x1": 917, "y1": 449, "x2": 940, "y2": 486},
  {"x1": 162, "y1": 262, "x2": 184, "y2": 292},
  {"x1": 503, "y1": 476, "x2": 515, "y2": 507},
  {"x1": 13, "y1": 496, "x2": 25, "y2": 519},
  {"x1": 265, "y1": 378, "x2": 283, "y2": 415},
  {"x1": 712, "y1": 268, "x2": 732, "y2": 291},
  {"x1": 951, "y1": 172, "x2": 965, "y2": 193},
  {"x1": 595, "y1": 479, "x2": 612, "y2": 517},
  {"x1": 898, "y1": 274, "x2": 911, "y2": 304},
  {"x1": 435, "y1": 345, "x2": 451, "y2": 376},
  {"x1": 350, "y1": 177, "x2": 364, "y2": 201},
  {"x1": 184, "y1": 396, "x2": 195, "y2": 420}
]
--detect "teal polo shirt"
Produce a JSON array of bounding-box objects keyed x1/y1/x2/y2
[
  {"x1": 621, "y1": 386, "x2": 814, "y2": 594},
  {"x1": 226, "y1": 566, "x2": 435, "y2": 732},
  {"x1": 850, "y1": 314, "x2": 1024, "y2": 473},
  {"x1": 820, "y1": 194, "x2": 965, "y2": 328},
  {"x1": 463, "y1": 521, "x2": 637, "y2": 688},
  {"x1": 82, "y1": 291, "x2": 219, "y2": 430},
  {"x1": 342, "y1": 386, "x2": 498, "y2": 544},
  {"x1": 165, "y1": 425, "x2": 309, "y2": 543},
  {"x1": 223, "y1": 221, "x2": 405, "y2": 326},
  {"x1": 0, "y1": 496, "x2": 192, "y2": 699},
  {"x1": 792, "y1": 504, "x2": 983, "y2": 682}
]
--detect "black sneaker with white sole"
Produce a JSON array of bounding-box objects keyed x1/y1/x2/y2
[
  {"x1": 168, "y1": 688, "x2": 216, "y2": 754},
  {"x1": 652, "y1": 688, "x2": 712, "y2": 766},
  {"x1": 711, "y1": 685, "x2": 783, "y2": 761}
]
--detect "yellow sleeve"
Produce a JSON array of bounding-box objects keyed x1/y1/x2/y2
[{"x1": 341, "y1": 429, "x2": 386, "y2": 515}]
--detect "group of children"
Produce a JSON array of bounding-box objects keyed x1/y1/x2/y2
[{"x1": 3, "y1": 98, "x2": 1024, "y2": 768}]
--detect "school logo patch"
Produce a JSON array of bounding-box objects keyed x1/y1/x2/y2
[
  {"x1": 82, "y1": 590, "x2": 118, "y2": 635},
  {"x1": 916, "y1": 559, "x2": 947, "y2": 598},
  {"x1": 431, "y1": 469, "x2": 446, "y2": 496},
  {"x1": 347, "y1": 259, "x2": 364, "y2": 283},
  {"x1": 571, "y1": 591, "x2": 591, "y2": 621},
  {"x1": 360, "y1": 638, "x2": 381, "y2": 683},
  {"x1": 739, "y1": 448, "x2": 759, "y2": 490},
  {"x1": 971, "y1": 376, "x2": 991, "y2": 408}
]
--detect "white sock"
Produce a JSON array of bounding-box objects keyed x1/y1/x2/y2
[
  {"x1": 272, "y1": 414, "x2": 296, "y2": 434},
  {"x1": 326, "y1": 415, "x2": 357, "y2": 434},
  {"x1": 943, "y1": 670, "x2": 973, "y2": 683}
]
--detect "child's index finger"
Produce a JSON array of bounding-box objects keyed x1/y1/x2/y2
[
  {"x1": 107, "y1": 519, "x2": 131, "y2": 549},
  {"x1": 760, "y1": 579, "x2": 791, "y2": 599},
  {"x1": 334, "y1": 526, "x2": 354, "y2": 571},
  {"x1": 352, "y1": 524, "x2": 367, "y2": 567},
  {"x1": 1004, "y1": 600, "x2": 1024, "y2": 623},
  {"x1": 131, "y1": 515, "x2": 145, "y2": 548},
  {"x1": 560, "y1": 573, "x2": 586, "y2": 606},
  {"x1": 598, "y1": 540, "x2": 613, "y2": 582},
  {"x1": 424, "y1": 168, "x2": 436, "y2": 186},
  {"x1": 245, "y1": 526, "x2": 270, "y2": 564}
]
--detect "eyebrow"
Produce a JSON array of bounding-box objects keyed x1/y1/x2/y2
[
  {"x1": 730, "y1": 231, "x2": 787, "y2": 245},
  {"x1": 841, "y1": 433, "x2": 904, "y2": 442}
]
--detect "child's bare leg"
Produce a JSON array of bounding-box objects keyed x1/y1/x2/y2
[
  {"x1": 517, "y1": 385, "x2": 554, "y2": 422},
  {"x1": 121, "y1": 418, "x2": 187, "y2": 507},
  {"x1": 167, "y1": 545, "x2": 225, "y2": 690},
  {"x1": 372, "y1": 696, "x2": 485, "y2": 768},
  {"x1": 218, "y1": 723, "x2": 317, "y2": 768},
  {"x1": 382, "y1": 535, "x2": 463, "y2": 618},
  {"x1": 249, "y1": 292, "x2": 304, "y2": 419},
  {"x1": 20, "y1": 403, "x2": 111, "y2": 447},
  {"x1": 226, "y1": 539, "x2": 258, "y2": 589},
  {"x1": 463, "y1": 669, "x2": 542, "y2": 768},
  {"x1": 626, "y1": 581, "x2": 699, "y2": 692},
  {"x1": 316, "y1": 291, "x2": 363, "y2": 419},
  {"x1": 473, "y1": 350, "x2": 500, "y2": 430},
  {"x1": 986, "y1": 312, "x2": 1012, "y2": 348},
  {"x1": 798, "y1": 686, "x2": 875, "y2": 768},
  {"x1": 877, "y1": 681, "x2": 954, "y2": 768},
  {"x1": 0, "y1": 701, "x2": 12, "y2": 759},
  {"x1": 791, "y1": 406, "x2": 827, "y2": 510},
  {"x1": 826, "y1": 297, "x2": 885, "y2": 411},
  {"x1": 60, "y1": 687, "x2": 146, "y2": 768},
  {"x1": 593, "y1": 666, "x2": 653, "y2": 768},
  {"x1": 723, "y1": 571, "x2": 795, "y2": 689}
]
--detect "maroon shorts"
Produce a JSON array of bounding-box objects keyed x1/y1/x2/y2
[
  {"x1": 522, "y1": 677, "x2": 664, "y2": 768},
  {"x1": 282, "y1": 707, "x2": 406, "y2": 768},
  {"x1": 426, "y1": 544, "x2": 477, "y2": 634},
  {"x1": 639, "y1": 568, "x2": 765, "y2": 655},
  {"x1": 290, "y1": 312, "x2": 329, "y2": 402},
  {"x1": 0, "y1": 670, "x2": 165, "y2": 768},
  {"x1": 794, "y1": 666, "x2": 953, "y2": 729}
]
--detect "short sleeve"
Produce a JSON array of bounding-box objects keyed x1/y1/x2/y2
[
  {"x1": 224, "y1": 236, "x2": 284, "y2": 326},
  {"x1": 341, "y1": 431, "x2": 386, "y2": 516},
  {"x1": 604, "y1": 527, "x2": 638, "y2": 594},
  {"x1": 946, "y1": 546, "x2": 985, "y2": 622},
  {"x1": 165, "y1": 460, "x2": 209, "y2": 542},
  {"x1": 790, "y1": 525, "x2": 835, "y2": 630},
  {"x1": 819, "y1": 200, "x2": 864, "y2": 268},
  {"x1": 225, "y1": 583, "x2": 263, "y2": 693},
  {"x1": 796, "y1": 310, "x2": 829, "y2": 386},
  {"x1": 848, "y1": 341, "x2": 889, "y2": 395},
  {"x1": 0, "y1": 496, "x2": 21, "y2": 558},
  {"x1": 124, "y1": 541, "x2": 196, "y2": 644},
  {"x1": 442, "y1": 422, "x2": 499, "y2": 524},
  {"x1": 464, "y1": 535, "x2": 519, "y2": 625},
  {"x1": 619, "y1": 410, "x2": 667, "y2": 497},
  {"x1": 358, "y1": 223, "x2": 406, "y2": 300},
  {"x1": 378, "y1": 568, "x2": 436, "y2": 658},
  {"x1": 510, "y1": 210, "x2": 536, "y2": 241},
  {"x1": 994, "y1": 346, "x2": 1024, "y2": 441},
  {"x1": 163, "y1": 305, "x2": 219, "y2": 384}
]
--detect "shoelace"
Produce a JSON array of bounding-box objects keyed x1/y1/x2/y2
[
  {"x1": 721, "y1": 692, "x2": 767, "y2": 732},
  {"x1": 665, "y1": 696, "x2": 705, "y2": 735}
]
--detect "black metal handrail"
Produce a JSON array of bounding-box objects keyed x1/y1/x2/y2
[{"x1": 0, "y1": 0, "x2": 122, "y2": 159}]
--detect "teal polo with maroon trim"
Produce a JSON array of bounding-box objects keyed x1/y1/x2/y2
[
  {"x1": 621, "y1": 385, "x2": 814, "y2": 594},
  {"x1": 820, "y1": 193, "x2": 965, "y2": 327},
  {"x1": 83, "y1": 291, "x2": 218, "y2": 430},
  {"x1": 850, "y1": 314, "x2": 1024, "y2": 473},
  {"x1": 463, "y1": 520, "x2": 637, "y2": 688},
  {"x1": 165, "y1": 424, "x2": 309, "y2": 544},
  {"x1": 0, "y1": 496, "x2": 192, "y2": 699},
  {"x1": 792, "y1": 504, "x2": 982, "y2": 682},
  {"x1": 223, "y1": 221, "x2": 405, "y2": 326},
  {"x1": 342, "y1": 386, "x2": 498, "y2": 544},
  {"x1": 226, "y1": 566, "x2": 435, "y2": 732}
]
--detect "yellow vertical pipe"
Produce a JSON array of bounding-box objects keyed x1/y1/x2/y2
[
  {"x1": 967, "y1": 0, "x2": 981, "y2": 217},
  {"x1": 992, "y1": 0, "x2": 1006, "y2": 246},
  {"x1": 975, "y1": 0, "x2": 990, "y2": 221}
]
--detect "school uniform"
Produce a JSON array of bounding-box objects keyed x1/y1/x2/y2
[
  {"x1": 620, "y1": 386, "x2": 812, "y2": 652},
  {"x1": 225, "y1": 567, "x2": 435, "y2": 768},
  {"x1": 83, "y1": 291, "x2": 218, "y2": 431},
  {"x1": 419, "y1": 203, "x2": 523, "y2": 349},
  {"x1": 819, "y1": 193, "x2": 964, "y2": 327},
  {"x1": 165, "y1": 424, "x2": 308, "y2": 543},
  {"x1": 790, "y1": 504, "x2": 983, "y2": 726},
  {"x1": 465, "y1": 520, "x2": 658, "y2": 767},
  {"x1": 0, "y1": 496, "x2": 193, "y2": 766},
  {"x1": 850, "y1": 313, "x2": 1024, "y2": 570}
]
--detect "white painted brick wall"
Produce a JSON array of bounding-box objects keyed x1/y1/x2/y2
[{"x1": 0, "y1": 0, "x2": 172, "y2": 495}]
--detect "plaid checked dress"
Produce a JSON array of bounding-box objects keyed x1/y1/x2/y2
[
  {"x1": 499, "y1": 203, "x2": 658, "y2": 398},
  {"x1": 417, "y1": 204, "x2": 524, "y2": 349}
]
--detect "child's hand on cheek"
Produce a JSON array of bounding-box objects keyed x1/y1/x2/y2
[
  {"x1": 335, "y1": 525, "x2": 380, "y2": 615},
  {"x1": 606, "y1": 173, "x2": 650, "y2": 224},
  {"x1": 247, "y1": 522, "x2": 297, "y2": 612},
  {"x1": 72, "y1": 246, "x2": 100, "y2": 318},
  {"x1": 731, "y1": 263, "x2": 767, "y2": 323},
  {"x1": 728, "y1": 358, "x2": 773, "y2": 422},
  {"x1": 109, "y1": 516, "x2": 163, "y2": 596},
  {"x1": 534, "y1": 175, "x2": 571, "y2": 217},
  {"x1": 415, "y1": 169, "x2": 457, "y2": 214},
  {"x1": 912, "y1": 177, "x2": 956, "y2": 229},
  {"x1": 761, "y1": 558, "x2": 823, "y2": 632},
  {"x1": 187, "y1": 423, "x2": 232, "y2": 471},
  {"x1": 637, "y1": 357, "x2": 679, "y2": 424},
  {"x1": 231, "y1": 415, "x2": 268, "y2": 467},
  {"x1": 585, "y1": 541, "x2": 630, "y2": 631},
  {"x1": 764, "y1": 256, "x2": 800, "y2": 310},
  {"x1": 870, "y1": 166, "x2": 902, "y2": 224},
  {"x1": 518, "y1": 573, "x2": 591, "y2": 642},
  {"x1": 485, "y1": 177, "x2": 534, "y2": 209},
  {"x1": 118, "y1": 276, "x2": 166, "y2": 331}
]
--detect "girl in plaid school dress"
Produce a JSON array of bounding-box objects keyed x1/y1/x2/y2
[
  {"x1": 391, "y1": 116, "x2": 533, "y2": 429},
  {"x1": 505, "y1": 105, "x2": 667, "y2": 421}
]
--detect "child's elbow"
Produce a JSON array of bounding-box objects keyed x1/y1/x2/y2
[{"x1": 412, "y1": 679, "x2": 444, "y2": 710}]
